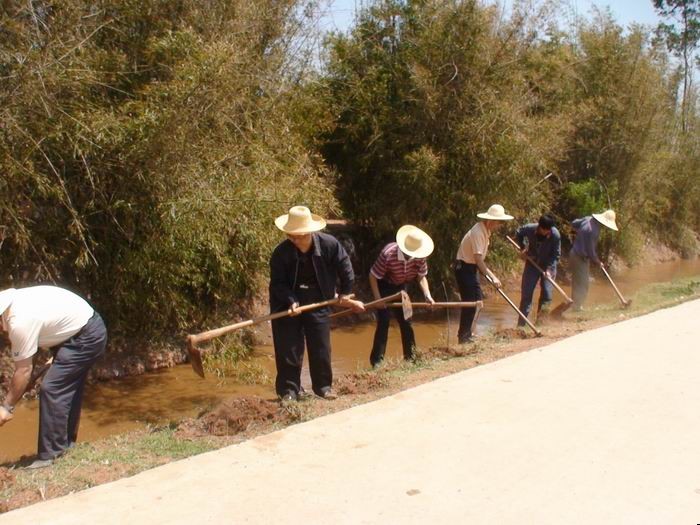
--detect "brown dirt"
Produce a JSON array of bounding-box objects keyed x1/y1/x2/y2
[
  {"x1": 199, "y1": 396, "x2": 288, "y2": 436},
  {"x1": 335, "y1": 370, "x2": 390, "y2": 395},
  {"x1": 0, "y1": 468, "x2": 14, "y2": 489}
]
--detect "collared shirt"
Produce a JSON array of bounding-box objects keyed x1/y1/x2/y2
[
  {"x1": 0, "y1": 286, "x2": 94, "y2": 362},
  {"x1": 515, "y1": 223, "x2": 561, "y2": 271},
  {"x1": 456, "y1": 222, "x2": 490, "y2": 264},
  {"x1": 370, "y1": 242, "x2": 428, "y2": 285},
  {"x1": 571, "y1": 216, "x2": 601, "y2": 263}
]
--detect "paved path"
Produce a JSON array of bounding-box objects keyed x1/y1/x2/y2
[{"x1": 4, "y1": 300, "x2": 700, "y2": 524}]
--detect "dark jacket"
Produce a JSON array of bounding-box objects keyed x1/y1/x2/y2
[
  {"x1": 515, "y1": 224, "x2": 561, "y2": 272},
  {"x1": 269, "y1": 232, "x2": 354, "y2": 312}
]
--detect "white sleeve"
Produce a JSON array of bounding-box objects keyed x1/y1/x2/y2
[{"x1": 9, "y1": 317, "x2": 42, "y2": 361}]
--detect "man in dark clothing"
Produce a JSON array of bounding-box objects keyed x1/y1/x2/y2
[
  {"x1": 269, "y1": 206, "x2": 364, "y2": 402},
  {"x1": 514, "y1": 214, "x2": 561, "y2": 325}
]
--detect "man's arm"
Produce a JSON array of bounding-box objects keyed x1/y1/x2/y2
[
  {"x1": 417, "y1": 275, "x2": 434, "y2": 304},
  {"x1": 0, "y1": 357, "x2": 33, "y2": 426},
  {"x1": 475, "y1": 253, "x2": 501, "y2": 288}
]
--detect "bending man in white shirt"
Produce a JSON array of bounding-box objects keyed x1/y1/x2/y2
[{"x1": 0, "y1": 286, "x2": 107, "y2": 469}]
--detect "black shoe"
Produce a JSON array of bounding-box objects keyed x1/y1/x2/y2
[
  {"x1": 318, "y1": 388, "x2": 338, "y2": 400},
  {"x1": 280, "y1": 391, "x2": 297, "y2": 403}
]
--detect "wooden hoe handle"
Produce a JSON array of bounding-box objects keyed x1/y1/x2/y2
[{"x1": 505, "y1": 235, "x2": 573, "y2": 304}]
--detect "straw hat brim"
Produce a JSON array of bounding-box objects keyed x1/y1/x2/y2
[
  {"x1": 592, "y1": 213, "x2": 618, "y2": 231},
  {"x1": 477, "y1": 211, "x2": 514, "y2": 221},
  {"x1": 396, "y1": 225, "x2": 434, "y2": 259},
  {"x1": 274, "y1": 213, "x2": 327, "y2": 234}
]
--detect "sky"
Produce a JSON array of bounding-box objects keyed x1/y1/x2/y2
[{"x1": 318, "y1": 0, "x2": 663, "y2": 34}]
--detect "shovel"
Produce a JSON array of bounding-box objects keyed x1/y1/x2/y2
[
  {"x1": 505, "y1": 235, "x2": 574, "y2": 317},
  {"x1": 600, "y1": 265, "x2": 631, "y2": 308},
  {"x1": 482, "y1": 273, "x2": 542, "y2": 337},
  {"x1": 186, "y1": 295, "x2": 353, "y2": 378}
]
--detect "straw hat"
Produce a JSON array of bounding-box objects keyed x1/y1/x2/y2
[
  {"x1": 477, "y1": 204, "x2": 514, "y2": 221},
  {"x1": 592, "y1": 209, "x2": 618, "y2": 231},
  {"x1": 396, "y1": 225, "x2": 434, "y2": 259},
  {"x1": 275, "y1": 206, "x2": 327, "y2": 234},
  {"x1": 0, "y1": 288, "x2": 16, "y2": 316}
]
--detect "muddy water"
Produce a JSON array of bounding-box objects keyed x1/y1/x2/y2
[{"x1": 2, "y1": 258, "x2": 699, "y2": 463}]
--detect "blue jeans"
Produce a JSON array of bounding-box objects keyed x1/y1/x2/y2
[{"x1": 518, "y1": 263, "x2": 555, "y2": 326}]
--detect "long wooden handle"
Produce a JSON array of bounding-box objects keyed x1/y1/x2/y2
[
  {"x1": 506, "y1": 235, "x2": 573, "y2": 304},
  {"x1": 384, "y1": 301, "x2": 484, "y2": 308},
  {"x1": 483, "y1": 273, "x2": 542, "y2": 336},
  {"x1": 188, "y1": 295, "x2": 352, "y2": 346},
  {"x1": 329, "y1": 292, "x2": 402, "y2": 319},
  {"x1": 600, "y1": 266, "x2": 630, "y2": 306}
]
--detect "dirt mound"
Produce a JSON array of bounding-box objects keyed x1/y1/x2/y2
[
  {"x1": 335, "y1": 371, "x2": 388, "y2": 395},
  {"x1": 200, "y1": 397, "x2": 285, "y2": 436},
  {"x1": 492, "y1": 328, "x2": 530, "y2": 340},
  {"x1": 418, "y1": 346, "x2": 478, "y2": 360}
]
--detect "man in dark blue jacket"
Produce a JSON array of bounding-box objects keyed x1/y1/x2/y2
[
  {"x1": 269, "y1": 206, "x2": 364, "y2": 402},
  {"x1": 514, "y1": 214, "x2": 561, "y2": 325}
]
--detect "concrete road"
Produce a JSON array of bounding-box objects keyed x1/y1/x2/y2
[{"x1": 3, "y1": 300, "x2": 700, "y2": 524}]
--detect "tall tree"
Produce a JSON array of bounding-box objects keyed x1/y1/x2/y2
[{"x1": 654, "y1": 0, "x2": 700, "y2": 132}]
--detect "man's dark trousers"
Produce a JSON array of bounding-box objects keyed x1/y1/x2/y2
[
  {"x1": 454, "y1": 261, "x2": 483, "y2": 343},
  {"x1": 518, "y1": 263, "x2": 555, "y2": 326},
  {"x1": 272, "y1": 287, "x2": 332, "y2": 397},
  {"x1": 370, "y1": 280, "x2": 415, "y2": 366},
  {"x1": 38, "y1": 312, "x2": 107, "y2": 460}
]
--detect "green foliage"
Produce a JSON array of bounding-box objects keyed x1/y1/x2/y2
[{"x1": 0, "y1": 0, "x2": 337, "y2": 338}]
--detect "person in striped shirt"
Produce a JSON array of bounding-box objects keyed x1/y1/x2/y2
[{"x1": 369, "y1": 225, "x2": 435, "y2": 367}]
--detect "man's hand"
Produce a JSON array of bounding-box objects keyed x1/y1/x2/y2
[
  {"x1": 425, "y1": 295, "x2": 436, "y2": 309},
  {"x1": 490, "y1": 275, "x2": 502, "y2": 288},
  {"x1": 0, "y1": 406, "x2": 13, "y2": 427},
  {"x1": 598, "y1": 261, "x2": 605, "y2": 270},
  {"x1": 519, "y1": 249, "x2": 528, "y2": 261},
  {"x1": 340, "y1": 295, "x2": 365, "y2": 313},
  {"x1": 289, "y1": 302, "x2": 301, "y2": 316}
]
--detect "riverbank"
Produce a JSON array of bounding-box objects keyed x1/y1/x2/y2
[{"x1": 1, "y1": 275, "x2": 699, "y2": 513}]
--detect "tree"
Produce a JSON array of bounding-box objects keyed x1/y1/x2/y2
[{"x1": 654, "y1": 0, "x2": 700, "y2": 133}]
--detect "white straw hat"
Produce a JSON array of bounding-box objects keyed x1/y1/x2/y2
[
  {"x1": 0, "y1": 288, "x2": 16, "y2": 316},
  {"x1": 396, "y1": 225, "x2": 434, "y2": 259},
  {"x1": 592, "y1": 209, "x2": 618, "y2": 231},
  {"x1": 477, "y1": 204, "x2": 514, "y2": 221},
  {"x1": 275, "y1": 206, "x2": 327, "y2": 234}
]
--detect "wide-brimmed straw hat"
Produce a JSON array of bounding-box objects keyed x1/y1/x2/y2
[
  {"x1": 477, "y1": 204, "x2": 514, "y2": 221},
  {"x1": 396, "y1": 225, "x2": 434, "y2": 259},
  {"x1": 0, "y1": 288, "x2": 16, "y2": 316},
  {"x1": 275, "y1": 206, "x2": 327, "y2": 234},
  {"x1": 592, "y1": 209, "x2": 618, "y2": 231}
]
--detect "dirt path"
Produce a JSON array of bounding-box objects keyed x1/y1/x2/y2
[{"x1": 3, "y1": 299, "x2": 700, "y2": 524}]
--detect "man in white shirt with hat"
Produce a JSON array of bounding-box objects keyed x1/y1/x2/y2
[
  {"x1": 0, "y1": 285, "x2": 107, "y2": 469},
  {"x1": 454, "y1": 204, "x2": 514, "y2": 343},
  {"x1": 569, "y1": 209, "x2": 619, "y2": 311},
  {"x1": 269, "y1": 206, "x2": 364, "y2": 402},
  {"x1": 368, "y1": 225, "x2": 435, "y2": 367}
]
